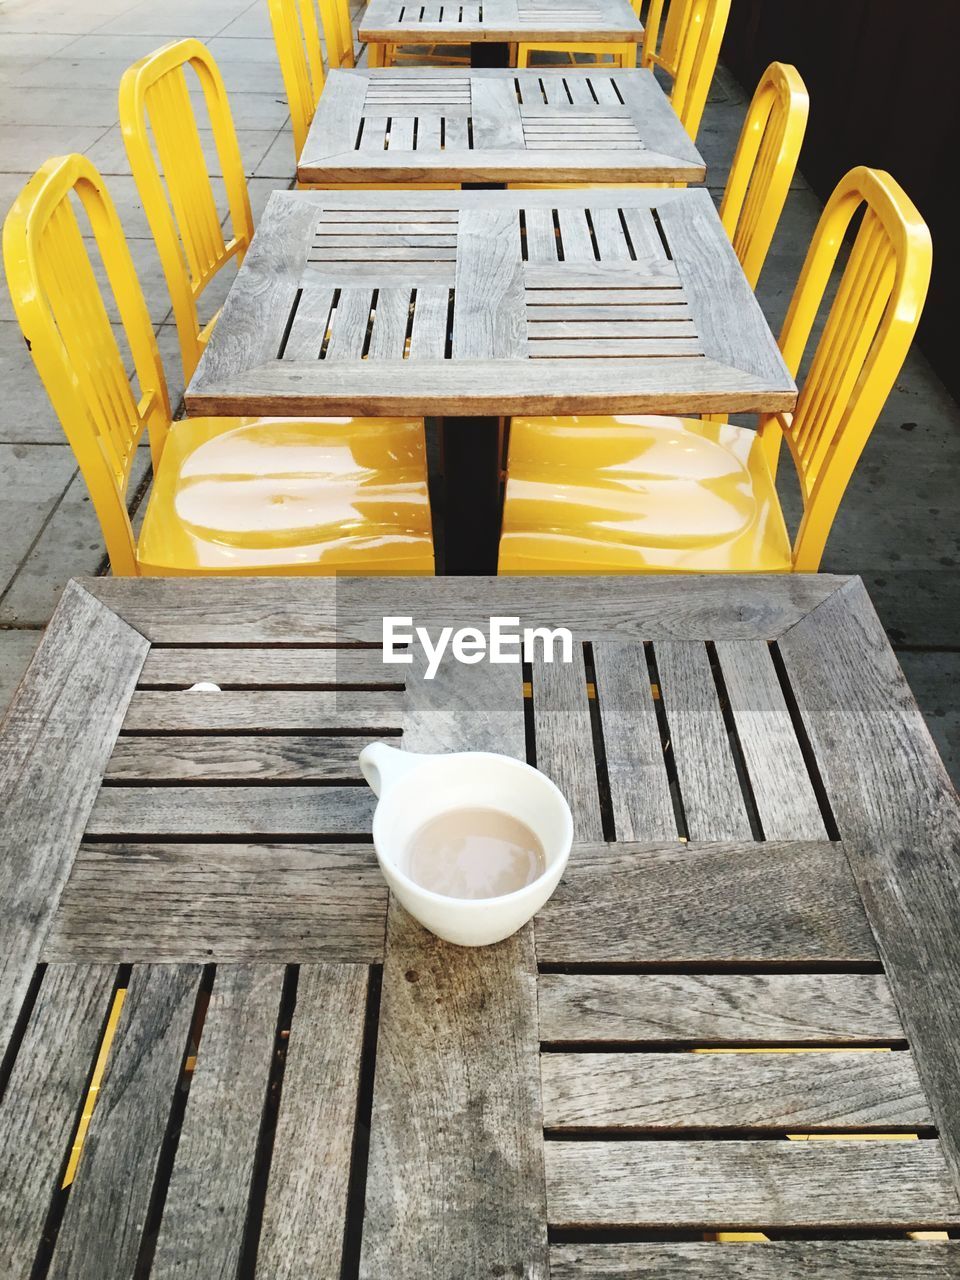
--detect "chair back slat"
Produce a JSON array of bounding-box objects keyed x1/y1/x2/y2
[
  {"x1": 643, "y1": 0, "x2": 731, "y2": 140},
  {"x1": 759, "y1": 167, "x2": 932, "y2": 570}
]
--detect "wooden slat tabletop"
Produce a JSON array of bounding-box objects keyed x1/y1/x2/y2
[
  {"x1": 359, "y1": 0, "x2": 643, "y2": 47},
  {"x1": 184, "y1": 187, "x2": 796, "y2": 418},
  {"x1": 299, "y1": 68, "x2": 705, "y2": 184},
  {"x1": 2, "y1": 575, "x2": 960, "y2": 1278}
]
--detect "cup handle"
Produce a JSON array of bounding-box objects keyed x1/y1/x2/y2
[{"x1": 358, "y1": 742, "x2": 429, "y2": 797}]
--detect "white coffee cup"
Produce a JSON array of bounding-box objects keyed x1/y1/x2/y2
[{"x1": 359, "y1": 742, "x2": 573, "y2": 947}]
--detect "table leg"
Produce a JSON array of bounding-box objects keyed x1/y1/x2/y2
[
  {"x1": 471, "y1": 41, "x2": 510, "y2": 67},
  {"x1": 441, "y1": 415, "x2": 502, "y2": 575}
]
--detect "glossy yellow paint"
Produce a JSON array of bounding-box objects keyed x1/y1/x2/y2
[
  {"x1": 119, "y1": 40, "x2": 254, "y2": 385},
  {"x1": 721, "y1": 63, "x2": 808, "y2": 290},
  {"x1": 499, "y1": 167, "x2": 931, "y2": 576},
  {"x1": 643, "y1": 0, "x2": 731, "y2": 140},
  {"x1": 268, "y1": 0, "x2": 327, "y2": 161},
  {"x1": 3, "y1": 155, "x2": 434, "y2": 578}
]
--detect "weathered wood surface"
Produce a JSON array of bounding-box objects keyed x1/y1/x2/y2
[
  {"x1": 300, "y1": 68, "x2": 704, "y2": 184},
  {"x1": 48, "y1": 964, "x2": 202, "y2": 1280},
  {"x1": 86, "y1": 785, "x2": 375, "y2": 837},
  {"x1": 592, "y1": 643, "x2": 676, "y2": 841},
  {"x1": 105, "y1": 735, "x2": 371, "y2": 782},
  {"x1": 536, "y1": 841, "x2": 878, "y2": 964},
  {"x1": 537, "y1": 972, "x2": 907, "y2": 1044},
  {"x1": 0, "y1": 581, "x2": 147, "y2": 1060},
  {"x1": 360, "y1": 653, "x2": 548, "y2": 1280},
  {"x1": 361, "y1": 0, "x2": 643, "y2": 45},
  {"x1": 545, "y1": 1140, "x2": 960, "y2": 1229},
  {"x1": 186, "y1": 188, "x2": 796, "y2": 419},
  {"x1": 541, "y1": 1050, "x2": 933, "y2": 1130},
  {"x1": 0, "y1": 964, "x2": 116, "y2": 1280},
  {"x1": 45, "y1": 844, "x2": 387, "y2": 963},
  {"x1": 531, "y1": 646, "x2": 603, "y2": 842},
  {"x1": 138, "y1": 647, "x2": 400, "y2": 688},
  {"x1": 550, "y1": 1241, "x2": 960, "y2": 1279},
  {"x1": 654, "y1": 641, "x2": 753, "y2": 840},
  {"x1": 121, "y1": 689, "x2": 402, "y2": 732},
  {"x1": 84, "y1": 574, "x2": 847, "y2": 644},
  {"x1": 151, "y1": 966, "x2": 284, "y2": 1280},
  {"x1": 256, "y1": 964, "x2": 367, "y2": 1279},
  {"x1": 779, "y1": 578, "x2": 960, "y2": 1198},
  {"x1": 714, "y1": 640, "x2": 827, "y2": 841}
]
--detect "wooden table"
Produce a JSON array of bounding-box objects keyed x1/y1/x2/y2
[
  {"x1": 186, "y1": 188, "x2": 796, "y2": 573},
  {"x1": 3, "y1": 574, "x2": 960, "y2": 1278},
  {"x1": 298, "y1": 68, "x2": 705, "y2": 185},
  {"x1": 359, "y1": 0, "x2": 643, "y2": 68}
]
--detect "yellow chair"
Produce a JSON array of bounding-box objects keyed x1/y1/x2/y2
[
  {"x1": 3, "y1": 155, "x2": 434, "y2": 577},
  {"x1": 643, "y1": 0, "x2": 731, "y2": 140},
  {"x1": 498, "y1": 167, "x2": 931, "y2": 575},
  {"x1": 119, "y1": 39, "x2": 254, "y2": 385},
  {"x1": 268, "y1": 0, "x2": 459, "y2": 187},
  {"x1": 719, "y1": 62, "x2": 809, "y2": 290}
]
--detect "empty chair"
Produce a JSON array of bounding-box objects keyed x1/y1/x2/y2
[
  {"x1": 643, "y1": 0, "x2": 732, "y2": 140},
  {"x1": 267, "y1": 0, "x2": 460, "y2": 186},
  {"x1": 3, "y1": 155, "x2": 434, "y2": 577},
  {"x1": 719, "y1": 62, "x2": 808, "y2": 288},
  {"x1": 497, "y1": 167, "x2": 931, "y2": 575},
  {"x1": 119, "y1": 39, "x2": 254, "y2": 385}
]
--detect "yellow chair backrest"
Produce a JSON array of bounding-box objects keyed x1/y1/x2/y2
[
  {"x1": 2, "y1": 155, "x2": 172, "y2": 577},
  {"x1": 641, "y1": 0, "x2": 731, "y2": 140},
  {"x1": 720, "y1": 62, "x2": 809, "y2": 288},
  {"x1": 119, "y1": 39, "x2": 254, "y2": 382},
  {"x1": 319, "y1": 0, "x2": 355, "y2": 71},
  {"x1": 760, "y1": 166, "x2": 932, "y2": 571},
  {"x1": 269, "y1": 0, "x2": 327, "y2": 161}
]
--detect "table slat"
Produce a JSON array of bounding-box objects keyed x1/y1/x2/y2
[
  {"x1": 538, "y1": 973, "x2": 907, "y2": 1045},
  {"x1": 105, "y1": 736, "x2": 371, "y2": 782},
  {"x1": 550, "y1": 1241, "x2": 960, "y2": 1279},
  {"x1": 48, "y1": 965, "x2": 202, "y2": 1280},
  {"x1": 654, "y1": 641, "x2": 754, "y2": 840},
  {"x1": 360, "y1": 655, "x2": 548, "y2": 1279},
  {"x1": 592, "y1": 643, "x2": 675, "y2": 841},
  {"x1": 137, "y1": 648, "x2": 399, "y2": 688},
  {"x1": 535, "y1": 841, "x2": 878, "y2": 964},
  {"x1": 151, "y1": 965, "x2": 284, "y2": 1280},
  {"x1": 0, "y1": 581, "x2": 146, "y2": 1058},
  {"x1": 542, "y1": 1050, "x2": 933, "y2": 1131},
  {"x1": 779, "y1": 578, "x2": 960, "y2": 1198},
  {"x1": 86, "y1": 786, "x2": 375, "y2": 838},
  {"x1": 714, "y1": 640, "x2": 828, "y2": 841},
  {"x1": 532, "y1": 647, "x2": 603, "y2": 842},
  {"x1": 0, "y1": 964, "x2": 116, "y2": 1280},
  {"x1": 255, "y1": 964, "x2": 368, "y2": 1279},
  {"x1": 545, "y1": 1140, "x2": 960, "y2": 1229},
  {"x1": 46, "y1": 842, "x2": 386, "y2": 963},
  {"x1": 120, "y1": 689, "x2": 402, "y2": 732}
]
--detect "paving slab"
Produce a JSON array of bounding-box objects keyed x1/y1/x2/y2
[
  {"x1": 0, "y1": 444, "x2": 78, "y2": 594},
  {"x1": 0, "y1": 449, "x2": 152, "y2": 624},
  {"x1": 0, "y1": 627, "x2": 42, "y2": 716}
]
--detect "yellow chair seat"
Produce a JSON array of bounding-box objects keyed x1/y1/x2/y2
[
  {"x1": 138, "y1": 415, "x2": 434, "y2": 575},
  {"x1": 498, "y1": 414, "x2": 792, "y2": 574}
]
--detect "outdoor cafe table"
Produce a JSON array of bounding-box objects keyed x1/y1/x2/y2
[
  {"x1": 359, "y1": 0, "x2": 643, "y2": 68},
  {"x1": 3, "y1": 573, "x2": 960, "y2": 1277},
  {"x1": 297, "y1": 67, "x2": 706, "y2": 186},
  {"x1": 185, "y1": 187, "x2": 797, "y2": 574}
]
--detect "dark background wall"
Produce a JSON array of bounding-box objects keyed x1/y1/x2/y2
[{"x1": 721, "y1": 0, "x2": 960, "y2": 402}]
